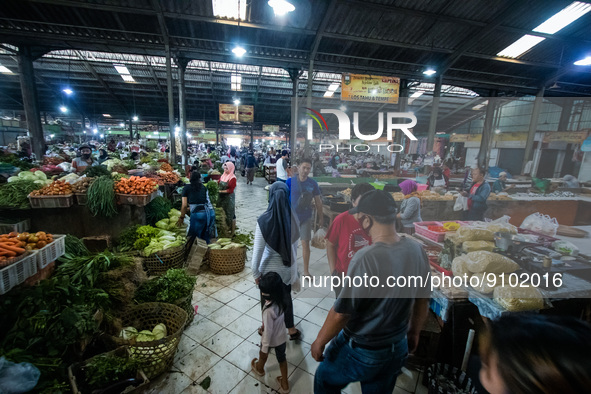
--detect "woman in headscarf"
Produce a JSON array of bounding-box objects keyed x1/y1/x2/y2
[
  {"x1": 396, "y1": 180, "x2": 423, "y2": 228},
  {"x1": 177, "y1": 171, "x2": 216, "y2": 243},
  {"x1": 251, "y1": 182, "x2": 301, "y2": 341},
  {"x1": 97, "y1": 148, "x2": 110, "y2": 165},
  {"x1": 218, "y1": 161, "x2": 237, "y2": 234}
]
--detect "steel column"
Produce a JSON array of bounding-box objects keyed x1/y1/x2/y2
[
  {"x1": 521, "y1": 87, "x2": 545, "y2": 174},
  {"x1": 426, "y1": 75, "x2": 442, "y2": 153},
  {"x1": 395, "y1": 80, "x2": 408, "y2": 171},
  {"x1": 165, "y1": 44, "x2": 176, "y2": 163},
  {"x1": 477, "y1": 91, "x2": 497, "y2": 168},
  {"x1": 177, "y1": 57, "x2": 189, "y2": 167},
  {"x1": 17, "y1": 46, "x2": 44, "y2": 160}
]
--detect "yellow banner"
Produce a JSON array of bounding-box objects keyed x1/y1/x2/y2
[
  {"x1": 450, "y1": 134, "x2": 482, "y2": 143},
  {"x1": 238, "y1": 105, "x2": 254, "y2": 123},
  {"x1": 187, "y1": 121, "x2": 205, "y2": 129},
  {"x1": 341, "y1": 74, "x2": 399, "y2": 104},
  {"x1": 219, "y1": 104, "x2": 254, "y2": 122},
  {"x1": 496, "y1": 132, "x2": 527, "y2": 142},
  {"x1": 543, "y1": 131, "x2": 589, "y2": 144},
  {"x1": 262, "y1": 124, "x2": 279, "y2": 133}
]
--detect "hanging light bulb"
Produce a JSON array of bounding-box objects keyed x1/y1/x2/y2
[{"x1": 232, "y1": 46, "x2": 246, "y2": 57}]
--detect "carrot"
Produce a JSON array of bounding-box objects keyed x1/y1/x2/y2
[
  {"x1": 0, "y1": 249, "x2": 17, "y2": 257},
  {"x1": 0, "y1": 244, "x2": 25, "y2": 254}
]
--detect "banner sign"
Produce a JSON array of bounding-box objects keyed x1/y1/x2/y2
[
  {"x1": 187, "y1": 121, "x2": 205, "y2": 129},
  {"x1": 238, "y1": 105, "x2": 254, "y2": 123},
  {"x1": 341, "y1": 73, "x2": 399, "y2": 104},
  {"x1": 450, "y1": 134, "x2": 482, "y2": 143},
  {"x1": 262, "y1": 124, "x2": 279, "y2": 133},
  {"x1": 543, "y1": 131, "x2": 589, "y2": 144},
  {"x1": 219, "y1": 104, "x2": 254, "y2": 122}
]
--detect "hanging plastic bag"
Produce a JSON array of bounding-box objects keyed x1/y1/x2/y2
[
  {"x1": 454, "y1": 195, "x2": 469, "y2": 212},
  {"x1": 0, "y1": 357, "x2": 40, "y2": 394},
  {"x1": 520, "y1": 212, "x2": 559, "y2": 237},
  {"x1": 311, "y1": 228, "x2": 327, "y2": 249}
]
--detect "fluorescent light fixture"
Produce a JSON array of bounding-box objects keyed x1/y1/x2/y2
[
  {"x1": 83, "y1": 130, "x2": 86, "y2": 134},
  {"x1": 153, "y1": 131, "x2": 158, "y2": 135},
  {"x1": 59, "y1": 106, "x2": 68, "y2": 113},
  {"x1": 327, "y1": 83, "x2": 340, "y2": 92},
  {"x1": 497, "y1": 35, "x2": 546, "y2": 58},
  {"x1": 233, "y1": 130, "x2": 236, "y2": 134},
  {"x1": 63, "y1": 88, "x2": 73, "y2": 95},
  {"x1": 201, "y1": 130, "x2": 205, "y2": 133},
  {"x1": 270, "y1": 141, "x2": 275, "y2": 145},
  {"x1": 108, "y1": 127, "x2": 111, "y2": 130},
  {"x1": 268, "y1": 0, "x2": 295, "y2": 16},
  {"x1": 103, "y1": 114, "x2": 111, "y2": 118},
  {"x1": 410, "y1": 91, "x2": 424, "y2": 98},
  {"x1": 231, "y1": 74, "x2": 242, "y2": 91},
  {"x1": 323, "y1": 91, "x2": 334, "y2": 97},
  {"x1": 0, "y1": 65, "x2": 13, "y2": 74},
  {"x1": 233, "y1": 98, "x2": 241, "y2": 105},
  {"x1": 114, "y1": 65, "x2": 130, "y2": 75},
  {"x1": 232, "y1": 46, "x2": 246, "y2": 57},
  {"x1": 574, "y1": 56, "x2": 591, "y2": 66},
  {"x1": 212, "y1": 0, "x2": 247, "y2": 19},
  {"x1": 472, "y1": 100, "x2": 489, "y2": 110},
  {"x1": 119, "y1": 123, "x2": 125, "y2": 127},
  {"x1": 423, "y1": 69, "x2": 437, "y2": 76},
  {"x1": 121, "y1": 74, "x2": 135, "y2": 83},
  {"x1": 93, "y1": 128, "x2": 98, "y2": 134},
  {"x1": 532, "y1": 2, "x2": 591, "y2": 35},
  {"x1": 132, "y1": 116, "x2": 139, "y2": 122},
  {"x1": 300, "y1": 119, "x2": 306, "y2": 125},
  {"x1": 495, "y1": 129, "x2": 501, "y2": 134}
]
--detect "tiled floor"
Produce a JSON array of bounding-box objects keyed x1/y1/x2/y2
[{"x1": 146, "y1": 175, "x2": 428, "y2": 393}]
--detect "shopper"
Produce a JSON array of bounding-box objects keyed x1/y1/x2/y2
[
  {"x1": 492, "y1": 172, "x2": 514, "y2": 193},
  {"x1": 177, "y1": 171, "x2": 216, "y2": 244},
  {"x1": 325, "y1": 183, "x2": 374, "y2": 297},
  {"x1": 462, "y1": 167, "x2": 491, "y2": 221},
  {"x1": 71, "y1": 145, "x2": 97, "y2": 173},
  {"x1": 218, "y1": 161, "x2": 237, "y2": 234},
  {"x1": 397, "y1": 180, "x2": 423, "y2": 229},
  {"x1": 251, "y1": 182, "x2": 301, "y2": 341},
  {"x1": 312, "y1": 190, "x2": 430, "y2": 393},
  {"x1": 107, "y1": 139, "x2": 117, "y2": 152},
  {"x1": 251, "y1": 272, "x2": 291, "y2": 394},
  {"x1": 479, "y1": 314, "x2": 591, "y2": 394},
  {"x1": 276, "y1": 150, "x2": 290, "y2": 183},
  {"x1": 562, "y1": 174, "x2": 580, "y2": 188},
  {"x1": 286, "y1": 158, "x2": 324, "y2": 278},
  {"x1": 426, "y1": 166, "x2": 449, "y2": 191},
  {"x1": 97, "y1": 148, "x2": 110, "y2": 165},
  {"x1": 312, "y1": 153, "x2": 325, "y2": 177},
  {"x1": 245, "y1": 150, "x2": 258, "y2": 185}
]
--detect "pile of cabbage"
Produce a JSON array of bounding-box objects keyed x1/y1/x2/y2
[
  {"x1": 208, "y1": 238, "x2": 246, "y2": 250},
  {"x1": 154, "y1": 208, "x2": 186, "y2": 231},
  {"x1": 119, "y1": 324, "x2": 177, "y2": 360},
  {"x1": 7, "y1": 170, "x2": 53, "y2": 186}
]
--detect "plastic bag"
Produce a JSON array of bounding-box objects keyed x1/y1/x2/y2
[
  {"x1": 453, "y1": 195, "x2": 469, "y2": 211},
  {"x1": 552, "y1": 240, "x2": 579, "y2": 256},
  {"x1": 520, "y1": 212, "x2": 559, "y2": 237},
  {"x1": 484, "y1": 215, "x2": 517, "y2": 234},
  {"x1": 464, "y1": 251, "x2": 520, "y2": 274},
  {"x1": 0, "y1": 357, "x2": 40, "y2": 394},
  {"x1": 311, "y1": 228, "x2": 327, "y2": 249},
  {"x1": 494, "y1": 285, "x2": 544, "y2": 311}
]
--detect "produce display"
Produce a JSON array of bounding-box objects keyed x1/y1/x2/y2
[
  {"x1": 111, "y1": 172, "x2": 130, "y2": 182},
  {"x1": 154, "y1": 208, "x2": 185, "y2": 231},
  {"x1": 82, "y1": 165, "x2": 111, "y2": 178},
  {"x1": 135, "y1": 268, "x2": 196, "y2": 304},
  {"x1": 488, "y1": 192, "x2": 512, "y2": 200},
  {"x1": 160, "y1": 162, "x2": 173, "y2": 172},
  {"x1": 128, "y1": 220, "x2": 186, "y2": 255},
  {"x1": 87, "y1": 176, "x2": 118, "y2": 218},
  {"x1": 145, "y1": 197, "x2": 174, "y2": 225},
  {"x1": 206, "y1": 180, "x2": 219, "y2": 206},
  {"x1": 207, "y1": 232, "x2": 253, "y2": 250},
  {"x1": 119, "y1": 323, "x2": 167, "y2": 342},
  {"x1": 29, "y1": 180, "x2": 73, "y2": 196},
  {"x1": 114, "y1": 176, "x2": 158, "y2": 195},
  {"x1": 8, "y1": 169, "x2": 52, "y2": 186},
  {"x1": 81, "y1": 353, "x2": 140, "y2": 391},
  {"x1": 71, "y1": 177, "x2": 95, "y2": 193},
  {"x1": 0, "y1": 179, "x2": 40, "y2": 209},
  {"x1": 0, "y1": 152, "x2": 35, "y2": 171},
  {"x1": 158, "y1": 170, "x2": 180, "y2": 184}
]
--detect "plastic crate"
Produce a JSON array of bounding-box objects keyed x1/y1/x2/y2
[
  {"x1": 116, "y1": 191, "x2": 157, "y2": 207},
  {"x1": 0, "y1": 251, "x2": 38, "y2": 295},
  {"x1": 0, "y1": 218, "x2": 31, "y2": 233},
  {"x1": 414, "y1": 221, "x2": 466, "y2": 243},
  {"x1": 28, "y1": 194, "x2": 74, "y2": 209},
  {"x1": 74, "y1": 193, "x2": 88, "y2": 205},
  {"x1": 36, "y1": 234, "x2": 66, "y2": 269}
]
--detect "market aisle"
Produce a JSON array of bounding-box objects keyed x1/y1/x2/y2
[{"x1": 146, "y1": 174, "x2": 425, "y2": 394}]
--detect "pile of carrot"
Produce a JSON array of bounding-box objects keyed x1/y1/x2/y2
[
  {"x1": 158, "y1": 171, "x2": 180, "y2": 184},
  {"x1": 114, "y1": 176, "x2": 158, "y2": 195},
  {"x1": 0, "y1": 231, "x2": 53, "y2": 267},
  {"x1": 160, "y1": 162, "x2": 173, "y2": 172}
]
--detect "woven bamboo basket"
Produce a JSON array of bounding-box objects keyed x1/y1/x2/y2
[
  {"x1": 141, "y1": 243, "x2": 187, "y2": 276},
  {"x1": 208, "y1": 246, "x2": 246, "y2": 275},
  {"x1": 104, "y1": 302, "x2": 187, "y2": 378}
]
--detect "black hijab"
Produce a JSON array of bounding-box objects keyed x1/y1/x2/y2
[{"x1": 257, "y1": 182, "x2": 300, "y2": 267}]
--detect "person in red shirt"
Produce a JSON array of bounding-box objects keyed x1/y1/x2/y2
[{"x1": 325, "y1": 183, "x2": 375, "y2": 297}]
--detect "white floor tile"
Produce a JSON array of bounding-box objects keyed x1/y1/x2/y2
[
  {"x1": 232, "y1": 278, "x2": 257, "y2": 293},
  {"x1": 396, "y1": 367, "x2": 419, "y2": 393},
  {"x1": 226, "y1": 314, "x2": 260, "y2": 340},
  {"x1": 194, "y1": 296, "x2": 224, "y2": 317},
  {"x1": 393, "y1": 387, "x2": 412, "y2": 394},
  {"x1": 245, "y1": 303, "x2": 262, "y2": 320},
  {"x1": 303, "y1": 306, "x2": 329, "y2": 327},
  {"x1": 210, "y1": 273, "x2": 242, "y2": 287},
  {"x1": 317, "y1": 296, "x2": 336, "y2": 311},
  {"x1": 207, "y1": 304, "x2": 243, "y2": 327},
  {"x1": 229, "y1": 374, "x2": 273, "y2": 394},
  {"x1": 245, "y1": 330, "x2": 263, "y2": 346},
  {"x1": 184, "y1": 317, "x2": 224, "y2": 345},
  {"x1": 192, "y1": 290, "x2": 208, "y2": 303},
  {"x1": 195, "y1": 278, "x2": 224, "y2": 295},
  {"x1": 287, "y1": 367, "x2": 315, "y2": 394},
  {"x1": 192, "y1": 359, "x2": 248, "y2": 394},
  {"x1": 297, "y1": 349, "x2": 320, "y2": 375},
  {"x1": 176, "y1": 345, "x2": 221, "y2": 381},
  {"x1": 292, "y1": 299, "x2": 316, "y2": 319},
  {"x1": 174, "y1": 334, "x2": 199, "y2": 364},
  {"x1": 202, "y1": 328, "x2": 246, "y2": 357},
  {"x1": 244, "y1": 285, "x2": 261, "y2": 299},
  {"x1": 343, "y1": 381, "x2": 362, "y2": 394},
  {"x1": 224, "y1": 338, "x2": 262, "y2": 373},
  {"x1": 227, "y1": 293, "x2": 259, "y2": 313},
  {"x1": 294, "y1": 319, "x2": 322, "y2": 345},
  {"x1": 209, "y1": 286, "x2": 243, "y2": 304},
  {"x1": 144, "y1": 371, "x2": 192, "y2": 393}
]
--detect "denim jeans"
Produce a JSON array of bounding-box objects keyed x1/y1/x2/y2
[{"x1": 314, "y1": 331, "x2": 408, "y2": 394}]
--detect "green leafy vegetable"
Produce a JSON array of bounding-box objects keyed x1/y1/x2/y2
[
  {"x1": 145, "y1": 196, "x2": 173, "y2": 225},
  {"x1": 87, "y1": 175, "x2": 118, "y2": 218},
  {"x1": 84, "y1": 354, "x2": 140, "y2": 390},
  {"x1": 0, "y1": 179, "x2": 39, "y2": 209},
  {"x1": 137, "y1": 225, "x2": 159, "y2": 239},
  {"x1": 82, "y1": 165, "x2": 111, "y2": 178},
  {"x1": 133, "y1": 238, "x2": 151, "y2": 250},
  {"x1": 206, "y1": 180, "x2": 219, "y2": 207},
  {"x1": 135, "y1": 269, "x2": 196, "y2": 304},
  {"x1": 64, "y1": 234, "x2": 90, "y2": 257},
  {"x1": 117, "y1": 224, "x2": 141, "y2": 251}
]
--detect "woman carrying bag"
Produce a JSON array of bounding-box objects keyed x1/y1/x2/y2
[{"x1": 218, "y1": 161, "x2": 237, "y2": 235}]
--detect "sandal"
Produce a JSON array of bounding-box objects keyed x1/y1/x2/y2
[
  {"x1": 251, "y1": 358, "x2": 265, "y2": 377},
  {"x1": 276, "y1": 376, "x2": 290, "y2": 394},
  {"x1": 258, "y1": 326, "x2": 263, "y2": 336},
  {"x1": 289, "y1": 329, "x2": 301, "y2": 341}
]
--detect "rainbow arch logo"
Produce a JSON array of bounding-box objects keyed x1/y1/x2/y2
[{"x1": 305, "y1": 108, "x2": 329, "y2": 133}]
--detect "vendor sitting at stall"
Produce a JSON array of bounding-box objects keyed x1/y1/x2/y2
[
  {"x1": 426, "y1": 166, "x2": 449, "y2": 191},
  {"x1": 397, "y1": 180, "x2": 422, "y2": 231},
  {"x1": 492, "y1": 172, "x2": 514, "y2": 194},
  {"x1": 71, "y1": 145, "x2": 98, "y2": 173},
  {"x1": 97, "y1": 148, "x2": 110, "y2": 165}
]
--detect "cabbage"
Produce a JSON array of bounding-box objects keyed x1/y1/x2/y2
[
  {"x1": 35, "y1": 171, "x2": 47, "y2": 180},
  {"x1": 18, "y1": 171, "x2": 36, "y2": 180},
  {"x1": 155, "y1": 219, "x2": 170, "y2": 229},
  {"x1": 152, "y1": 323, "x2": 167, "y2": 340},
  {"x1": 7, "y1": 176, "x2": 18, "y2": 183},
  {"x1": 168, "y1": 209, "x2": 181, "y2": 218},
  {"x1": 119, "y1": 326, "x2": 138, "y2": 340},
  {"x1": 136, "y1": 330, "x2": 156, "y2": 342}
]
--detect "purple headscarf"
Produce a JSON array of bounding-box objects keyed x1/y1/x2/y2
[{"x1": 399, "y1": 180, "x2": 418, "y2": 196}]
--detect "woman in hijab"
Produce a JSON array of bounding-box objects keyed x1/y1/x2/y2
[
  {"x1": 97, "y1": 148, "x2": 110, "y2": 165},
  {"x1": 251, "y1": 182, "x2": 301, "y2": 341},
  {"x1": 396, "y1": 179, "x2": 423, "y2": 228},
  {"x1": 218, "y1": 161, "x2": 237, "y2": 234}
]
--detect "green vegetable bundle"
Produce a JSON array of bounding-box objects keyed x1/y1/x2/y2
[
  {"x1": 0, "y1": 152, "x2": 35, "y2": 171},
  {"x1": 84, "y1": 354, "x2": 140, "y2": 390},
  {"x1": 206, "y1": 180, "x2": 219, "y2": 207},
  {"x1": 83, "y1": 165, "x2": 111, "y2": 178},
  {"x1": 135, "y1": 268, "x2": 196, "y2": 304},
  {"x1": 87, "y1": 175, "x2": 118, "y2": 218},
  {"x1": 64, "y1": 234, "x2": 90, "y2": 257},
  {"x1": 146, "y1": 196, "x2": 173, "y2": 225},
  {"x1": 117, "y1": 224, "x2": 141, "y2": 252},
  {"x1": 0, "y1": 179, "x2": 39, "y2": 209}
]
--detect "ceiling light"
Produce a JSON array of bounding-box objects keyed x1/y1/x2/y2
[
  {"x1": 233, "y1": 98, "x2": 241, "y2": 105},
  {"x1": 153, "y1": 131, "x2": 158, "y2": 135},
  {"x1": 103, "y1": 114, "x2": 111, "y2": 118},
  {"x1": 574, "y1": 56, "x2": 591, "y2": 66},
  {"x1": 133, "y1": 116, "x2": 139, "y2": 122},
  {"x1": 175, "y1": 126, "x2": 181, "y2": 132},
  {"x1": 532, "y1": 2, "x2": 591, "y2": 35},
  {"x1": 83, "y1": 130, "x2": 86, "y2": 134},
  {"x1": 212, "y1": 0, "x2": 247, "y2": 19},
  {"x1": 232, "y1": 46, "x2": 247, "y2": 57},
  {"x1": 268, "y1": 0, "x2": 295, "y2": 16},
  {"x1": 323, "y1": 91, "x2": 334, "y2": 97},
  {"x1": 0, "y1": 65, "x2": 13, "y2": 74},
  {"x1": 100, "y1": 134, "x2": 104, "y2": 138},
  {"x1": 423, "y1": 69, "x2": 437, "y2": 76},
  {"x1": 497, "y1": 35, "x2": 546, "y2": 58},
  {"x1": 93, "y1": 128, "x2": 98, "y2": 134},
  {"x1": 300, "y1": 119, "x2": 306, "y2": 125},
  {"x1": 121, "y1": 74, "x2": 136, "y2": 83},
  {"x1": 231, "y1": 74, "x2": 242, "y2": 91},
  {"x1": 108, "y1": 127, "x2": 111, "y2": 130},
  {"x1": 201, "y1": 130, "x2": 205, "y2": 133},
  {"x1": 114, "y1": 65, "x2": 130, "y2": 75},
  {"x1": 59, "y1": 106, "x2": 68, "y2": 113},
  {"x1": 109, "y1": 130, "x2": 112, "y2": 133},
  {"x1": 472, "y1": 100, "x2": 489, "y2": 110},
  {"x1": 50, "y1": 134, "x2": 55, "y2": 138},
  {"x1": 63, "y1": 88, "x2": 73, "y2": 95},
  {"x1": 186, "y1": 132, "x2": 191, "y2": 138},
  {"x1": 327, "y1": 83, "x2": 340, "y2": 92},
  {"x1": 233, "y1": 130, "x2": 236, "y2": 134},
  {"x1": 495, "y1": 129, "x2": 501, "y2": 134},
  {"x1": 410, "y1": 91, "x2": 424, "y2": 98},
  {"x1": 119, "y1": 123, "x2": 125, "y2": 127}
]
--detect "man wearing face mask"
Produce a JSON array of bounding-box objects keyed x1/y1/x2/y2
[
  {"x1": 71, "y1": 145, "x2": 98, "y2": 174},
  {"x1": 312, "y1": 190, "x2": 431, "y2": 393}
]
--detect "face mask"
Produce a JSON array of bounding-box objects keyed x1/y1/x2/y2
[
  {"x1": 357, "y1": 215, "x2": 373, "y2": 237},
  {"x1": 82, "y1": 153, "x2": 91, "y2": 160}
]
